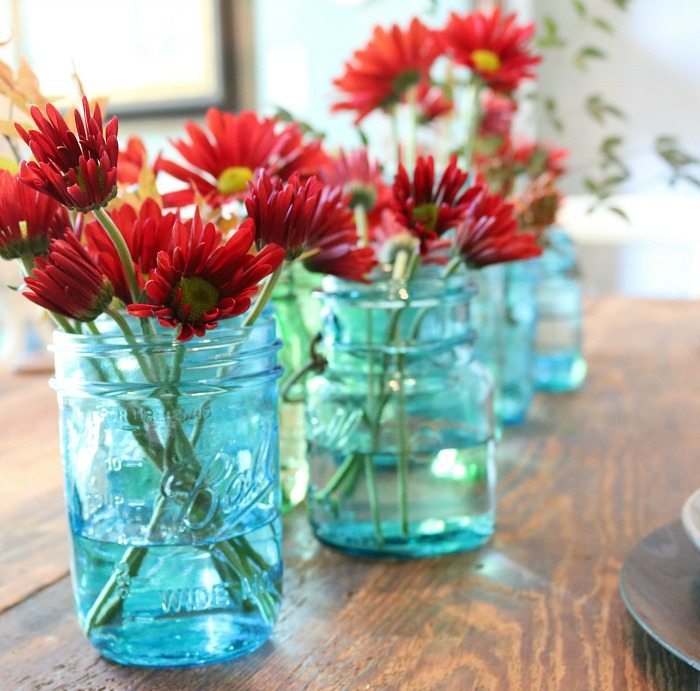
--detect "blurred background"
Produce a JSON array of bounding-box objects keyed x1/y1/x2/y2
[{"x1": 0, "y1": 0, "x2": 699, "y2": 310}]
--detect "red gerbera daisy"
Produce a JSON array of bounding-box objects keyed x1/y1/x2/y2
[
  {"x1": 515, "y1": 172, "x2": 561, "y2": 239},
  {"x1": 413, "y1": 81, "x2": 453, "y2": 124},
  {"x1": 117, "y1": 136, "x2": 148, "y2": 186},
  {"x1": 320, "y1": 147, "x2": 392, "y2": 221},
  {"x1": 332, "y1": 18, "x2": 442, "y2": 124},
  {"x1": 127, "y1": 211, "x2": 284, "y2": 341},
  {"x1": 455, "y1": 185, "x2": 542, "y2": 268},
  {"x1": 441, "y1": 7, "x2": 541, "y2": 93},
  {"x1": 84, "y1": 198, "x2": 177, "y2": 303},
  {"x1": 512, "y1": 140, "x2": 568, "y2": 179},
  {"x1": 391, "y1": 155, "x2": 478, "y2": 252},
  {"x1": 155, "y1": 109, "x2": 329, "y2": 209},
  {"x1": 479, "y1": 90, "x2": 517, "y2": 138},
  {"x1": 244, "y1": 171, "x2": 376, "y2": 282},
  {"x1": 15, "y1": 97, "x2": 119, "y2": 212},
  {"x1": 24, "y1": 233, "x2": 114, "y2": 321},
  {"x1": 0, "y1": 170, "x2": 70, "y2": 259}
]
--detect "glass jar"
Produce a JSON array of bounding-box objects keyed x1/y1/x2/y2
[
  {"x1": 533, "y1": 227, "x2": 587, "y2": 392},
  {"x1": 470, "y1": 260, "x2": 537, "y2": 427},
  {"x1": 51, "y1": 316, "x2": 282, "y2": 667},
  {"x1": 306, "y1": 269, "x2": 496, "y2": 558},
  {"x1": 471, "y1": 264, "x2": 505, "y2": 432},
  {"x1": 501, "y1": 259, "x2": 538, "y2": 425}
]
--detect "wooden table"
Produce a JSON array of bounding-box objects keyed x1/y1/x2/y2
[{"x1": 1, "y1": 297, "x2": 698, "y2": 690}]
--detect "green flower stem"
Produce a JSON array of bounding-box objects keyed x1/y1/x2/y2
[
  {"x1": 314, "y1": 451, "x2": 363, "y2": 503},
  {"x1": 408, "y1": 255, "x2": 464, "y2": 341},
  {"x1": 92, "y1": 206, "x2": 141, "y2": 303},
  {"x1": 396, "y1": 353, "x2": 409, "y2": 536},
  {"x1": 363, "y1": 453, "x2": 384, "y2": 546},
  {"x1": 315, "y1": 248, "x2": 421, "y2": 546},
  {"x1": 243, "y1": 264, "x2": 284, "y2": 328},
  {"x1": 84, "y1": 496, "x2": 166, "y2": 635},
  {"x1": 462, "y1": 78, "x2": 483, "y2": 172},
  {"x1": 405, "y1": 85, "x2": 419, "y2": 174},
  {"x1": 354, "y1": 204, "x2": 369, "y2": 247},
  {"x1": 106, "y1": 308, "x2": 158, "y2": 383}
]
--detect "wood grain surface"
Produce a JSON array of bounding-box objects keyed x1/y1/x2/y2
[{"x1": 1, "y1": 296, "x2": 699, "y2": 690}]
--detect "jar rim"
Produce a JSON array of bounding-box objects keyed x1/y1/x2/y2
[
  {"x1": 51, "y1": 313, "x2": 277, "y2": 354},
  {"x1": 318, "y1": 266, "x2": 475, "y2": 309}
]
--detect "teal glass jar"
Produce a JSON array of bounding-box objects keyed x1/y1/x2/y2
[
  {"x1": 51, "y1": 316, "x2": 282, "y2": 667},
  {"x1": 533, "y1": 227, "x2": 587, "y2": 392},
  {"x1": 471, "y1": 261, "x2": 537, "y2": 427},
  {"x1": 501, "y1": 259, "x2": 538, "y2": 425},
  {"x1": 306, "y1": 268, "x2": 496, "y2": 558}
]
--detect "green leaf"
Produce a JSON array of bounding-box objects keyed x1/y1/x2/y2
[
  {"x1": 585, "y1": 95, "x2": 626, "y2": 125},
  {"x1": 272, "y1": 106, "x2": 325, "y2": 140},
  {"x1": 573, "y1": 45, "x2": 607, "y2": 70},
  {"x1": 607, "y1": 206, "x2": 630, "y2": 221},
  {"x1": 571, "y1": 0, "x2": 588, "y2": 18},
  {"x1": 592, "y1": 16, "x2": 614, "y2": 33},
  {"x1": 357, "y1": 127, "x2": 369, "y2": 148},
  {"x1": 543, "y1": 96, "x2": 565, "y2": 133},
  {"x1": 537, "y1": 16, "x2": 567, "y2": 49},
  {"x1": 654, "y1": 135, "x2": 700, "y2": 187}
]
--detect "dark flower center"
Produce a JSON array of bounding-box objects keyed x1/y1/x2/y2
[
  {"x1": 177, "y1": 276, "x2": 219, "y2": 322},
  {"x1": 349, "y1": 183, "x2": 377, "y2": 211},
  {"x1": 411, "y1": 202, "x2": 439, "y2": 232},
  {"x1": 383, "y1": 69, "x2": 421, "y2": 108}
]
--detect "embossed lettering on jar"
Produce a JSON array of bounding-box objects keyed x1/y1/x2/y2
[{"x1": 52, "y1": 316, "x2": 282, "y2": 667}]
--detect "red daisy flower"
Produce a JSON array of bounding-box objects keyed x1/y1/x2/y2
[
  {"x1": 84, "y1": 198, "x2": 177, "y2": 303},
  {"x1": 244, "y1": 171, "x2": 376, "y2": 282},
  {"x1": 512, "y1": 140, "x2": 568, "y2": 179},
  {"x1": 441, "y1": 7, "x2": 541, "y2": 93},
  {"x1": 0, "y1": 169, "x2": 70, "y2": 259},
  {"x1": 155, "y1": 109, "x2": 329, "y2": 209},
  {"x1": 390, "y1": 155, "x2": 478, "y2": 252},
  {"x1": 117, "y1": 136, "x2": 148, "y2": 186},
  {"x1": 479, "y1": 90, "x2": 517, "y2": 138},
  {"x1": 515, "y1": 172, "x2": 561, "y2": 239},
  {"x1": 127, "y1": 212, "x2": 285, "y2": 341},
  {"x1": 413, "y1": 81, "x2": 453, "y2": 124},
  {"x1": 371, "y1": 208, "x2": 451, "y2": 266},
  {"x1": 320, "y1": 147, "x2": 392, "y2": 221},
  {"x1": 455, "y1": 185, "x2": 542, "y2": 268},
  {"x1": 24, "y1": 232, "x2": 114, "y2": 321},
  {"x1": 15, "y1": 97, "x2": 119, "y2": 212},
  {"x1": 332, "y1": 18, "x2": 442, "y2": 123}
]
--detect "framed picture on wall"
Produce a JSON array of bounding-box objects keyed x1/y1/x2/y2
[{"x1": 2, "y1": 0, "x2": 239, "y2": 117}]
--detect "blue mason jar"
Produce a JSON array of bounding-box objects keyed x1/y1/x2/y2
[
  {"x1": 306, "y1": 268, "x2": 496, "y2": 558},
  {"x1": 533, "y1": 227, "x2": 587, "y2": 392},
  {"x1": 501, "y1": 259, "x2": 538, "y2": 425},
  {"x1": 471, "y1": 264, "x2": 505, "y2": 432},
  {"x1": 51, "y1": 316, "x2": 282, "y2": 667},
  {"x1": 471, "y1": 261, "x2": 537, "y2": 427}
]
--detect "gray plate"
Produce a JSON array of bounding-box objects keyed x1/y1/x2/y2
[{"x1": 620, "y1": 521, "x2": 700, "y2": 669}]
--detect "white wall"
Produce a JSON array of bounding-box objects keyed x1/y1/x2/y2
[
  {"x1": 533, "y1": 0, "x2": 700, "y2": 195},
  {"x1": 252, "y1": 0, "x2": 465, "y2": 150}
]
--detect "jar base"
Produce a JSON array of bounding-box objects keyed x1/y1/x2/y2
[
  {"x1": 312, "y1": 515, "x2": 494, "y2": 559},
  {"x1": 87, "y1": 614, "x2": 273, "y2": 668},
  {"x1": 534, "y1": 350, "x2": 587, "y2": 392}
]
